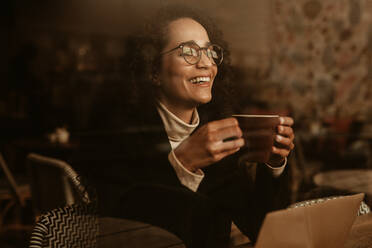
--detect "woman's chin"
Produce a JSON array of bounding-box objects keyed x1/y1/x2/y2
[{"x1": 195, "y1": 96, "x2": 212, "y2": 105}]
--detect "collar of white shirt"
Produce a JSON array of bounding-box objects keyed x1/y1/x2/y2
[{"x1": 156, "y1": 101, "x2": 199, "y2": 148}]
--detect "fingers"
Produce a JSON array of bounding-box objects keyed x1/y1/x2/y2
[
  {"x1": 279, "y1": 116, "x2": 294, "y2": 126},
  {"x1": 207, "y1": 117, "x2": 239, "y2": 132},
  {"x1": 214, "y1": 125, "x2": 243, "y2": 141},
  {"x1": 178, "y1": 116, "x2": 296, "y2": 170},
  {"x1": 277, "y1": 117, "x2": 295, "y2": 141},
  {"x1": 274, "y1": 128, "x2": 295, "y2": 152},
  {"x1": 278, "y1": 126, "x2": 294, "y2": 140},
  {"x1": 212, "y1": 147, "x2": 241, "y2": 162},
  {"x1": 275, "y1": 134, "x2": 293, "y2": 148},
  {"x1": 269, "y1": 116, "x2": 295, "y2": 164},
  {"x1": 203, "y1": 118, "x2": 244, "y2": 161},
  {"x1": 177, "y1": 118, "x2": 244, "y2": 169},
  {"x1": 208, "y1": 138, "x2": 245, "y2": 154},
  {"x1": 205, "y1": 117, "x2": 243, "y2": 142},
  {"x1": 271, "y1": 145, "x2": 292, "y2": 158}
]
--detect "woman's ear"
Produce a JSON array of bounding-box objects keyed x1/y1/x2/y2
[
  {"x1": 151, "y1": 63, "x2": 161, "y2": 86},
  {"x1": 151, "y1": 72, "x2": 161, "y2": 86}
]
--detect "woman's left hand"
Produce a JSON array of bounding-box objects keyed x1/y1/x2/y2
[{"x1": 267, "y1": 116, "x2": 295, "y2": 167}]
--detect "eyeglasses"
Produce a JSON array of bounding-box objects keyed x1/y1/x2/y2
[{"x1": 161, "y1": 41, "x2": 224, "y2": 66}]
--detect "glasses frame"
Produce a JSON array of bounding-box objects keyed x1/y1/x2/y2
[{"x1": 161, "y1": 41, "x2": 224, "y2": 66}]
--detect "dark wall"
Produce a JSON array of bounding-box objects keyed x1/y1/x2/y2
[{"x1": 4, "y1": 1, "x2": 150, "y2": 134}]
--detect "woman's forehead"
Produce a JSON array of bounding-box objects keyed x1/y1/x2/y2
[{"x1": 165, "y1": 18, "x2": 211, "y2": 47}]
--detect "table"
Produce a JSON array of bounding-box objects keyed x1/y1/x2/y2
[
  {"x1": 98, "y1": 217, "x2": 183, "y2": 248},
  {"x1": 313, "y1": 169, "x2": 372, "y2": 205},
  {"x1": 99, "y1": 213, "x2": 372, "y2": 248},
  {"x1": 98, "y1": 218, "x2": 252, "y2": 248}
]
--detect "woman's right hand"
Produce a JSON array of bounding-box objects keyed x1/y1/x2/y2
[{"x1": 174, "y1": 117, "x2": 245, "y2": 172}]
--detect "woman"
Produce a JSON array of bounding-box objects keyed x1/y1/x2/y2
[{"x1": 86, "y1": 4, "x2": 295, "y2": 248}]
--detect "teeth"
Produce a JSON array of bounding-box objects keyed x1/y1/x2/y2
[{"x1": 190, "y1": 77, "x2": 211, "y2": 84}]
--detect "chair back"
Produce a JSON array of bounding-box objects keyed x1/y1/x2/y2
[
  {"x1": 29, "y1": 204, "x2": 98, "y2": 248},
  {"x1": 0, "y1": 152, "x2": 26, "y2": 206},
  {"x1": 289, "y1": 195, "x2": 371, "y2": 216},
  {"x1": 27, "y1": 153, "x2": 89, "y2": 216}
]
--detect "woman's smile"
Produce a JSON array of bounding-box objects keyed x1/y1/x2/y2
[{"x1": 189, "y1": 76, "x2": 212, "y2": 85}]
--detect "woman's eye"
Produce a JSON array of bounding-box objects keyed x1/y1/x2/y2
[
  {"x1": 182, "y1": 47, "x2": 193, "y2": 56},
  {"x1": 182, "y1": 46, "x2": 198, "y2": 57},
  {"x1": 190, "y1": 48, "x2": 198, "y2": 57},
  {"x1": 210, "y1": 50, "x2": 218, "y2": 59}
]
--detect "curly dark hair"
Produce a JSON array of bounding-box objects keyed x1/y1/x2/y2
[{"x1": 126, "y1": 3, "x2": 237, "y2": 122}]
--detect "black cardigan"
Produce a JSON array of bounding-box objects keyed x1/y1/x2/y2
[{"x1": 73, "y1": 101, "x2": 290, "y2": 240}]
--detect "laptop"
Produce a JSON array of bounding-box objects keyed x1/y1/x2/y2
[{"x1": 255, "y1": 193, "x2": 364, "y2": 248}]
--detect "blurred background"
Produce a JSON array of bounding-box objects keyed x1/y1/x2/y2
[{"x1": 2, "y1": 0, "x2": 372, "y2": 246}]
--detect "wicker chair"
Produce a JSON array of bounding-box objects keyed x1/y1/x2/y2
[
  {"x1": 289, "y1": 195, "x2": 371, "y2": 216},
  {"x1": 0, "y1": 152, "x2": 31, "y2": 230},
  {"x1": 28, "y1": 203, "x2": 98, "y2": 248},
  {"x1": 27, "y1": 153, "x2": 90, "y2": 218}
]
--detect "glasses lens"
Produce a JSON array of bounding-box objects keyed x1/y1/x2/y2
[
  {"x1": 182, "y1": 43, "x2": 200, "y2": 64},
  {"x1": 207, "y1": 45, "x2": 223, "y2": 65},
  {"x1": 181, "y1": 43, "x2": 224, "y2": 65}
]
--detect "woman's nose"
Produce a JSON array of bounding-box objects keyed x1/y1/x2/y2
[{"x1": 196, "y1": 50, "x2": 213, "y2": 68}]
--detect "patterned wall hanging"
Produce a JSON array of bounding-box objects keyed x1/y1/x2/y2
[{"x1": 268, "y1": 0, "x2": 372, "y2": 124}]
